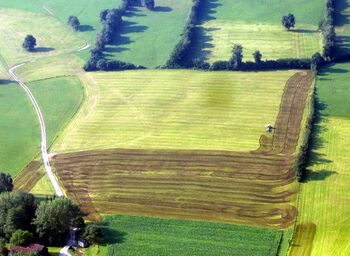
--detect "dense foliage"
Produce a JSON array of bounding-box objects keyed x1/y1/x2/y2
[
  {"x1": 281, "y1": 13, "x2": 296, "y2": 30},
  {"x1": 0, "y1": 173, "x2": 13, "y2": 193},
  {"x1": 166, "y1": 0, "x2": 204, "y2": 68},
  {"x1": 67, "y1": 16, "x2": 80, "y2": 31},
  {"x1": 321, "y1": 0, "x2": 336, "y2": 59},
  {"x1": 141, "y1": 0, "x2": 155, "y2": 10},
  {"x1": 22, "y1": 35, "x2": 36, "y2": 52},
  {"x1": 33, "y1": 197, "x2": 84, "y2": 245}
]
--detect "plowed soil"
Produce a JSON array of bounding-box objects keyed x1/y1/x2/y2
[{"x1": 53, "y1": 71, "x2": 314, "y2": 228}]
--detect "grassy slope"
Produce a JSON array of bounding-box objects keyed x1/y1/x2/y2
[
  {"x1": 290, "y1": 63, "x2": 350, "y2": 256},
  {"x1": 53, "y1": 69, "x2": 296, "y2": 153},
  {"x1": 0, "y1": 8, "x2": 83, "y2": 66},
  {"x1": 195, "y1": 0, "x2": 324, "y2": 63},
  {"x1": 106, "y1": 0, "x2": 192, "y2": 67},
  {"x1": 86, "y1": 215, "x2": 283, "y2": 256}
]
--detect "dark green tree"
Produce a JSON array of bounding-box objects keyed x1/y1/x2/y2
[
  {"x1": 282, "y1": 14, "x2": 296, "y2": 30},
  {"x1": 34, "y1": 198, "x2": 84, "y2": 245},
  {"x1": 9, "y1": 230, "x2": 33, "y2": 246},
  {"x1": 81, "y1": 223, "x2": 102, "y2": 244},
  {"x1": 68, "y1": 16, "x2": 80, "y2": 31},
  {"x1": 253, "y1": 50, "x2": 262, "y2": 64},
  {"x1": 0, "y1": 192, "x2": 36, "y2": 238},
  {"x1": 310, "y1": 52, "x2": 324, "y2": 73},
  {"x1": 230, "y1": 44, "x2": 243, "y2": 70},
  {"x1": 22, "y1": 35, "x2": 36, "y2": 52},
  {"x1": 0, "y1": 173, "x2": 13, "y2": 193}
]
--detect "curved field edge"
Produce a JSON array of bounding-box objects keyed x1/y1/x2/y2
[
  {"x1": 84, "y1": 214, "x2": 284, "y2": 256},
  {"x1": 289, "y1": 62, "x2": 350, "y2": 256}
]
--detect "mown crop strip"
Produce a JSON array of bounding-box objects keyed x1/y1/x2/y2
[{"x1": 53, "y1": 72, "x2": 314, "y2": 228}]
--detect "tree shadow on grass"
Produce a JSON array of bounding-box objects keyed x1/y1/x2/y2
[
  {"x1": 0, "y1": 79, "x2": 14, "y2": 85},
  {"x1": 335, "y1": 0, "x2": 350, "y2": 27},
  {"x1": 79, "y1": 25, "x2": 94, "y2": 32},
  {"x1": 290, "y1": 28, "x2": 319, "y2": 33},
  {"x1": 153, "y1": 6, "x2": 172, "y2": 12},
  {"x1": 33, "y1": 47, "x2": 54, "y2": 53},
  {"x1": 199, "y1": 0, "x2": 222, "y2": 22},
  {"x1": 300, "y1": 169, "x2": 337, "y2": 182},
  {"x1": 98, "y1": 222, "x2": 127, "y2": 245}
]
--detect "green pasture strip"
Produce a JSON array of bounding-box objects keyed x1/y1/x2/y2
[
  {"x1": 105, "y1": 0, "x2": 193, "y2": 67},
  {"x1": 290, "y1": 62, "x2": 350, "y2": 256},
  {"x1": 0, "y1": 82, "x2": 40, "y2": 176},
  {"x1": 53, "y1": 69, "x2": 295, "y2": 153},
  {"x1": 28, "y1": 76, "x2": 84, "y2": 148},
  {"x1": 193, "y1": 0, "x2": 324, "y2": 63},
  {"x1": 86, "y1": 215, "x2": 283, "y2": 256}
]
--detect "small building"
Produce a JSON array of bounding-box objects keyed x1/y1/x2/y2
[
  {"x1": 266, "y1": 124, "x2": 274, "y2": 132},
  {"x1": 9, "y1": 244, "x2": 49, "y2": 256}
]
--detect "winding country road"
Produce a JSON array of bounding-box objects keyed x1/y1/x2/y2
[
  {"x1": 8, "y1": 63, "x2": 64, "y2": 197},
  {"x1": 7, "y1": 42, "x2": 90, "y2": 256}
]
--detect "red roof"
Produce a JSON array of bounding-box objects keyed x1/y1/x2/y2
[{"x1": 10, "y1": 243, "x2": 45, "y2": 253}]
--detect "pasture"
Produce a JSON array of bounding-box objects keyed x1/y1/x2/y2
[
  {"x1": 53, "y1": 69, "x2": 297, "y2": 153},
  {"x1": 194, "y1": 0, "x2": 324, "y2": 63},
  {"x1": 0, "y1": 75, "x2": 83, "y2": 177},
  {"x1": 52, "y1": 70, "x2": 314, "y2": 229},
  {"x1": 85, "y1": 215, "x2": 283, "y2": 256},
  {"x1": 0, "y1": 8, "x2": 83, "y2": 66},
  {"x1": 290, "y1": 63, "x2": 350, "y2": 256}
]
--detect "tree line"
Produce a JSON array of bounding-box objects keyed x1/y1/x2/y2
[
  {"x1": 166, "y1": 0, "x2": 204, "y2": 68},
  {"x1": 0, "y1": 173, "x2": 102, "y2": 256},
  {"x1": 84, "y1": 0, "x2": 145, "y2": 71}
]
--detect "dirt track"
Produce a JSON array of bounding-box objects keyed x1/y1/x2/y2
[{"x1": 53, "y1": 71, "x2": 314, "y2": 228}]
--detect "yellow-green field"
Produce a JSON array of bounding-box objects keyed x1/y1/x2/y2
[
  {"x1": 290, "y1": 63, "x2": 350, "y2": 256},
  {"x1": 200, "y1": 22, "x2": 322, "y2": 63},
  {"x1": 53, "y1": 69, "x2": 298, "y2": 153},
  {"x1": 195, "y1": 0, "x2": 324, "y2": 63},
  {"x1": 0, "y1": 8, "x2": 83, "y2": 66}
]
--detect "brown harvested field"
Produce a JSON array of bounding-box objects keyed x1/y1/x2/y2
[
  {"x1": 14, "y1": 161, "x2": 44, "y2": 192},
  {"x1": 53, "y1": 71, "x2": 314, "y2": 228}
]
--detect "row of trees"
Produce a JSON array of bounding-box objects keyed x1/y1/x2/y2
[
  {"x1": 321, "y1": 0, "x2": 336, "y2": 59},
  {"x1": 0, "y1": 173, "x2": 102, "y2": 255},
  {"x1": 84, "y1": 0, "x2": 143, "y2": 71},
  {"x1": 166, "y1": 0, "x2": 204, "y2": 68}
]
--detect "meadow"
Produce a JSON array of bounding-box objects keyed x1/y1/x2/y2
[
  {"x1": 289, "y1": 63, "x2": 350, "y2": 256},
  {"x1": 53, "y1": 69, "x2": 297, "y2": 153},
  {"x1": 194, "y1": 0, "x2": 324, "y2": 63},
  {"x1": 85, "y1": 215, "x2": 284, "y2": 256},
  {"x1": 0, "y1": 8, "x2": 83, "y2": 66},
  {"x1": 335, "y1": 0, "x2": 350, "y2": 54}
]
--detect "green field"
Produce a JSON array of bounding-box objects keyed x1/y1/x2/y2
[
  {"x1": 290, "y1": 62, "x2": 350, "y2": 256},
  {"x1": 53, "y1": 69, "x2": 298, "y2": 153},
  {"x1": 105, "y1": 0, "x2": 193, "y2": 67},
  {"x1": 0, "y1": 76, "x2": 83, "y2": 177},
  {"x1": 0, "y1": 8, "x2": 83, "y2": 66},
  {"x1": 194, "y1": 0, "x2": 324, "y2": 63},
  {"x1": 0, "y1": 82, "x2": 40, "y2": 176},
  {"x1": 0, "y1": 0, "x2": 193, "y2": 67},
  {"x1": 85, "y1": 215, "x2": 284, "y2": 256}
]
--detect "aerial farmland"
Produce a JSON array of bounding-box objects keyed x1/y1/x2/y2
[{"x1": 0, "y1": 0, "x2": 349, "y2": 256}]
